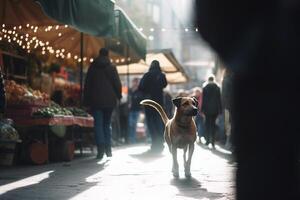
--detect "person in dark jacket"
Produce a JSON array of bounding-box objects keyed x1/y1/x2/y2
[
  {"x1": 83, "y1": 48, "x2": 122, "y2": 159},
  {"x1": 139, "y1": 60, "x2": 167, "y2": 153},
  {"x1": 201, "y1": 75, "x2": 222, "y2": 148}
]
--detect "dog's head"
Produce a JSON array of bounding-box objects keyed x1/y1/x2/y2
[{"x1": 172, "y1": 97, "x2": 198, "y2": 116}]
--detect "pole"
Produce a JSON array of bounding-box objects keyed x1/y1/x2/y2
[
  {"x1": 79, "y1": 32, "x2": 84, "y2": 107},
  {"x1": 126, "y1": 43, "x2": 130, "y2": 102}
]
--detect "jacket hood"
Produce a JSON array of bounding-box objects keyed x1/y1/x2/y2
[
  {"x1": 93, "y1": 56, "x2": 111, "y2": 69},
  {"x1": 149, "y1": 60, "x2": 162, "y2": 72}
]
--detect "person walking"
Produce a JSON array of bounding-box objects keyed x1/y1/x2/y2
[
  {"x1": 83, "y1": 48, "x2": 122, "y2": 159},
  {"x1": 127, "y1": 78, "x2": 142, "y2": 144},
  {"x1": 138, "y1": 60, "x2": 167, "y2": 153},
  {"x1": 201, "y1": 75, "x2": 222, "y2": 148}
]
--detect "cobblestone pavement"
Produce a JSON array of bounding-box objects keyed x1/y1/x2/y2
[{"x1": 0, "y1": 143, "x2": 236, "y2": 200}]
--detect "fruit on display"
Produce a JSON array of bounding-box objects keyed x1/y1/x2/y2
[
  {"x1": 32, "y1": 103, "x2": 73, "y2": 118},
  {"x1": 67, "y1": 107, "x2": 89, "y2": 117},
  {"x1": 5, "y1": 80, "x2": 50, "y2": 105}
]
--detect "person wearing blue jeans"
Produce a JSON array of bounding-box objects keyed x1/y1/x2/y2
[
  {"x1": 128, "y1": 111, "x2": 139, "y2": 143},
  {"x1": 83, "y1": 48, "x2": 122, "y2": 159},
  {"x1": 127, "y1": 78, "x2": 142, "y2": 144},
  {"x1": 93, "y1": 108, "x2": 113, "y2": 155}
]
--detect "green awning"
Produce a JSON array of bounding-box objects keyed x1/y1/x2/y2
[
  {"x1": 35, "y1": 1, "x2": 146, "y2": 62},
  {"x1": 112, "y1": 8, "x2": 147, "y2": 61},
  {"x1": 35, "y1": 0, "x2": 115, "y2": 36}
]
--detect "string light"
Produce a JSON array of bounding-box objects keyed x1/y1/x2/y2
[
  {"x1": 148, "y1": 35, "x2": 154, "y2": 40},
  {"x1": 0, "y1": 23, "x2": 108, "y2": 65}
]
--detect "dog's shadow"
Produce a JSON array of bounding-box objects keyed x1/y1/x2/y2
[
  {"x1": 170, "y1": 177, "x2": 224, "y2": 199},
  {"x1": 129, "y1": 150, "x2": 165, "y2": 163}
]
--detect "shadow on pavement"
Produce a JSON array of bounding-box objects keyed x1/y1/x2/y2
[
  {"x1": 129, "y1": 150, "x2": 165, "y2": 163},
  {"x1": 197, "y1": 142, "x2": 235, "y2": 163},
  {"x1": 170, "y1": 177, "x2": 224, "y2": 199},
  {"x1": 0, "y1": 156, "x2": 109, "y2": 199}
]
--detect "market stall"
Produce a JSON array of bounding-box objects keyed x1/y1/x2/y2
[
  {"x1": 2, "y1": 79, "x2": 94, "y2": 165},
  {"x1": 0, "y1": 0, "x2": 147, "y2": 165}
]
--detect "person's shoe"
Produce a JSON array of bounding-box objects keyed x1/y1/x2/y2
[
  {"x1": 105, "y1": 144, "x2": 112, "y2": 157},
  {"x1": 96, "y1": 145, "x2": 105, "y2": 160}
]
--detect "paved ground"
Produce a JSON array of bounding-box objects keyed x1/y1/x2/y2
[{"x1": 0, "y1": 143, "x2": 235, "y2": 200}]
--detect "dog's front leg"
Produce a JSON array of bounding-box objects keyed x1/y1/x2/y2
[
  {"x1": 183, "y1": 146, "x2": 188, "y2": 167},
  {"x1": 171, "y1": 145, "x2": 179, "y2": 178},
  {"x1": 184, "y1": 143, "x2": 194, "y2": 178}
]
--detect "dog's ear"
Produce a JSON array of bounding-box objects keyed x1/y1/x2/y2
[
  {"x1": 172, "y1": 97, "x2": 182, "y2": 108},
  {"x1": 192, "y1": 97, "x2": 198, "y2": 106}
]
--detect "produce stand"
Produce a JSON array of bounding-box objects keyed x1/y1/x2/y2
[{"x1": 12, "y1": 115, "x2": 94, "y2": 164}]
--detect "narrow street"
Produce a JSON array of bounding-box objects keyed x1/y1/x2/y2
[{"x1": 0, "y1": 143, "x2": 235, "y2": 200}]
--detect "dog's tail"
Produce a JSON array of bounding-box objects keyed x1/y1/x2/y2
[{"x1": 140, "y1": 99, "x2": 169, "y2": 124}]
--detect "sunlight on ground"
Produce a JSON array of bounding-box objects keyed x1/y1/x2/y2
[
  {"x1": 70, "y1": 144, "x2": 234, "y2": 200},
  {"x1": 0, "y1": 170, "x2": 54, "y2": 195}
]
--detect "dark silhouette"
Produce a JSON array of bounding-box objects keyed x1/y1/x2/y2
[
  {"x1": 201, "y1": 76, "x2": 222, "y2": 148},
  {"x1": 195, "y1": 1, "x2": 300, "y2": 199},
  {"x1": 83, "y1": 48, "x2": 122, "y2": 160},
  {"x1": 138, "y1": 60, "x2": 167, "y2": 153}
]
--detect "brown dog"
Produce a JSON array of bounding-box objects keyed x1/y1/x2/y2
[{"x1": 140, "y1": 97, "x2": 198, "y2": 178}]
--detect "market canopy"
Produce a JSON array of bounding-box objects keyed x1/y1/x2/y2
[
  {"x1": 35, "y1": 0, "x2": 115, "y2": 37},
  {"x1": 0, "y1": 0, "x2": 146, "y2": 65},
  {"x1": 117, "y1": 49, "x2": 189, "y2": 84},
  {"x1": 0, "y1": 0, "x2": 57, "y2": 27},
  {"x1": 35, "y1": 1, "x2": 146, "y2": 62},
  {"x1": 111, "y1": 8, "x2": 147, "y2": 61}
]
